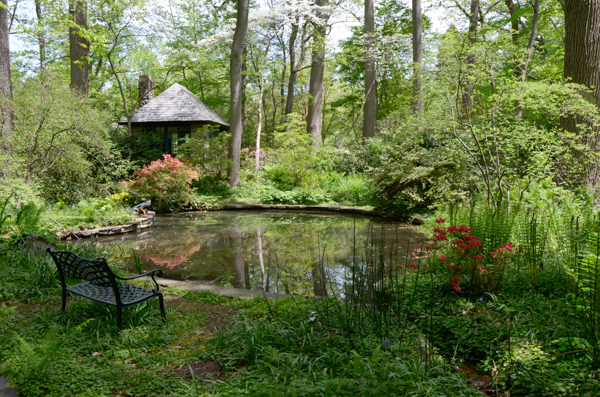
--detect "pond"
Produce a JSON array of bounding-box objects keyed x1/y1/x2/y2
[{"x1": 93, "y1": 211, "x2": 424, "y2": 296}]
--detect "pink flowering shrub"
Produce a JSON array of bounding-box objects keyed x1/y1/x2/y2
[
  {"x1": 125, "y1": 155, "x2": 199, "y2": 212},
  {"x1": 412, "y1": 218, "x2": 518, "y2": 295}
]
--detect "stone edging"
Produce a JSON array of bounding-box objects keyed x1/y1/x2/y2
[
  {"x1": 59, "y1": 214, "x2": 156, "y2": 240},
  {"x1": 143, "y1": 276, "x2": 290, "y2": 300}
]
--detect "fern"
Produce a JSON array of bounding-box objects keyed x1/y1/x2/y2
[
  {"x1": 14, "y1": 203, "x2": 45, "y2": 236},
  {"x1": 5, "y1": 319, "x2": 93, "y2": 380},
  {"x1": 577, "y1": 225, "x2": 600, "y2": 368},
  {"x1": 0, "y1": 194, "x2": 11, "y2": 234}
]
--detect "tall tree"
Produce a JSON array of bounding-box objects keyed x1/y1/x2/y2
[
  {"x1": 412, "y1": 0, "x2": 423, "y2": 117},
  {"x1": 69, "y1": 0, "x2": 89, "y2": 94},
  {"x1": 285, "y1": 14, "x2": 309, "y2": 115},
  {"x1": 35, "y1": 0, "x2": 46, "y2": 71},
  {"x1": 306, "y1": 0, "x2": 330, "y2": 148},
  {"x1": 249, "y1": 35, "x2": 272, "y2": 169},
  {"x1": 511, "y1": 0, "x2": 540, "y2": 119},
  {"x1": 451, "y1": 0, "x2": 479, "y2": 107},
  {"x1": 0, "y1": 0, "x2": 12, "y2": 145},
  {"x1": 562, "y1": 0, "x2": 600, "y2": 185},
  {"x1": 363, "y1": 0, "x2": 376, "y2": 138},
  {"x1": 227, "y1": 0, "x2": 249, "y2": 187}
]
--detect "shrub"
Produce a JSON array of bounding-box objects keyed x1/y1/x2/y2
[
  {"x1": 261, "y1": 188, "x2": 331, "y2": 205},
  {"x1": 178, "y1": 127, "x2": 232, "y2": 178},
  {"x1": 267, "y1": 113, "x2": 317, "y2": 187},
  {"x1": 326, "y1": 173, "x2": 373, "y2": 205},
  {"x1": 424, "y1": 219, "x2": 516, "y2": 295},
  {"x1": 3, "y1": 74, "x2": 124, "y2": 205},
  {"x1": 126, "y1": 155, "x2": 199, "y2": 213}
]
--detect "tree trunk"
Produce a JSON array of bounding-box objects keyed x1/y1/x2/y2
[
  {"x1": 363, "y1": 0, "x2": 376, "y2": 138},
  {"x1": 563, "y1": 0, "x2": 600, "y2": 186},
  {"x1": 35, "y1": 0, "x2": 46, "y2": 72},
  {"x1": 0, "y1": 0, "x2": 12, "y2": 146},
  {"x1": 286, "y1": 17, "x2": 309, "y2": 116},
  {"x1": 255, "y1": 82, "x2": 264, "y2": 169},
  {"x1": 412, "y1": 0, "x2": 423, "y2": 117},
  {"x1": 254, "y1": 38, "x2": 271, "y2": 170},
  {"x1": 285, "y1": 17, "x2": 299, "y2": 115},
  {"x1": 463, "y1": 0, "x2": 479, "y2": 108},
  {"x1": 515, "y1": 0, "x2": 540, "y2": 119},
  {"x1": 69, "y1": 0, "x2": 89, "y2": 94},
  {"x1": 306, "y1": 0, "x2": 329, "y2": 148},
  {"x1": 505, "y1": 0, "x2": 520, "y2": 50},
  {"x1": 227, "y1": 0, "x2": 249, "y2": 188}
]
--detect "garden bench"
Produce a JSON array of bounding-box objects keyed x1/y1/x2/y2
[{"x1": 46, "y1": 248, "x2": 165, "y2": 330}]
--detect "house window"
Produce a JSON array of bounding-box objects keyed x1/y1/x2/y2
[{"x1": 146, "y1": 125, "x2": 191, "y2": 156}]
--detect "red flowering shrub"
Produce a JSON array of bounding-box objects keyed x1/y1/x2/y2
[
  {"x1": 423, "y1": 219, "x2": 516, "y2": 294},
  {"x1": 125, "y1": 155, "x2": 199, "y2": 212}
]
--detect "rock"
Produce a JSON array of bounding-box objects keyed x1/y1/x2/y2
[
  {"x1": 412, "y1": 217, "x2": 425, "y2": 225},
  {"x1": 0, "y1": 375, "x2": 19, "y2": 397},
  {"x1": 130, "y1": 200, "x2": 151, "y2": 215}
]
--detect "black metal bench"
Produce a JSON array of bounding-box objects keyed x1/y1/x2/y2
[{"x1": 46, "y1": 248, "x2": 165, "y2": 330}]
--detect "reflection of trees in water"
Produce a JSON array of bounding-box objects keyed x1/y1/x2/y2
[
  {"x1": 243, "y1": 223, "x2": 350, "y2": 295},
  {"x1": 97, "y1": 214, "x2": 422, "y2": 295},
  {"x1": 230, "y1": 226, "x2": 248, "y2": 289},
  {"x1": 136, "y1": 233, "x2": 202, "y2": 270}
]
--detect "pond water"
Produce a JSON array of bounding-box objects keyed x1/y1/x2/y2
[{"x1": 92, "y1": 211, "x2": 423, "y2": 296}]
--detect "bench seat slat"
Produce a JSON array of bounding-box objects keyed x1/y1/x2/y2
[{"x1": 67, "y1": 282, "x2": 158, "y2": 306}]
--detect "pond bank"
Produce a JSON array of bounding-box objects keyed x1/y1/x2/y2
[
  {"x1": 148, "y1": 277, "x2": 290, "y2": 299},
  {"x1": 60, "y1": 204, "x2": 423, "y2": 240},
  {"x1": 202, "y1": 203, "x2": 425, "y2": 224},
  {"x1": 58, "y1": 213, "x2": 155, "y2": 240}
]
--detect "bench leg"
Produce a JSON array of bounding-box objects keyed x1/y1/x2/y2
[
  {"x1": 158, "y1": 294, "x2": 166, "y2": 323},
  {"x1": 61, "y1": 289, "x2": 67, "y2": 312},
  {"x1": 117, "y1": 306, "x2": 123, "y2": 330}
]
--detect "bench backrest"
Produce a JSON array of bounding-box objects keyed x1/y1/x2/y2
[{"x1": 46, "y1": 249, "x2": 116, "y2": 287}]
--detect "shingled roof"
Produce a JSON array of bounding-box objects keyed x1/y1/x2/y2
[{"x1": 118, "y1": 83, "x2": 229, "y2": 128}]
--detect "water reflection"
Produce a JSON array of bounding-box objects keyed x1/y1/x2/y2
[{"x1": 91, "y1": 211, "x2": 422, "y2": 295}]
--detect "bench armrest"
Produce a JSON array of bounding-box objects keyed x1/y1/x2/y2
[{"x1": 115, "y1": 269, "x2": 163, "y2": 291}]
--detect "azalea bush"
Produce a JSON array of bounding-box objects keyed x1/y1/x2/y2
[
  {"x1": 126, "y1": 155, "x2": 199, "y2": 213},
  {"x1": 421, "y1": 219, "x2": 517, "y2": 295}
]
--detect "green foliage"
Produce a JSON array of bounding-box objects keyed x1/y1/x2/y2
[
  {"x1": 39, "y1": 198, "x2": 134, "y2": 234},
  {"x1": 1, "y1": 74, "x2": 127, "y2": 205},
  {"x1": 268, "y1": 113, "x2": 318, "y2": 188},
  {"x1": 333, "y1": 139, "x2": 385, "y2": 175},
  {"x1": 576, "y1": 224, "x2": 600, "y2": 368},
  {"x1": 77, "y1": 196, "x2": 126, "y2": 223},
  {"x1": 323, "y1": 173, "x2": 373, "y2": 205},
  {"x1": 261, "y1": 188, "x2": 331, "y2": 205},
  {"x1": 0, "y1": 195, "x2": 12, "y2": 234},
  {"x1": 192, "y1": 174, "x2": 233, "y2": 197},
  {"x1": 208, "y1": 315, "x2": 480, "y2": 397},
  {"x1": 180, "y1": 129, "x2": 232, "y2": 179},
  {"x1": 368, "y1": 121, "x2": 474, "y2": 216},
  {"x1": 2, "y1": 319, "x2": 93, "y2": 396}
]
